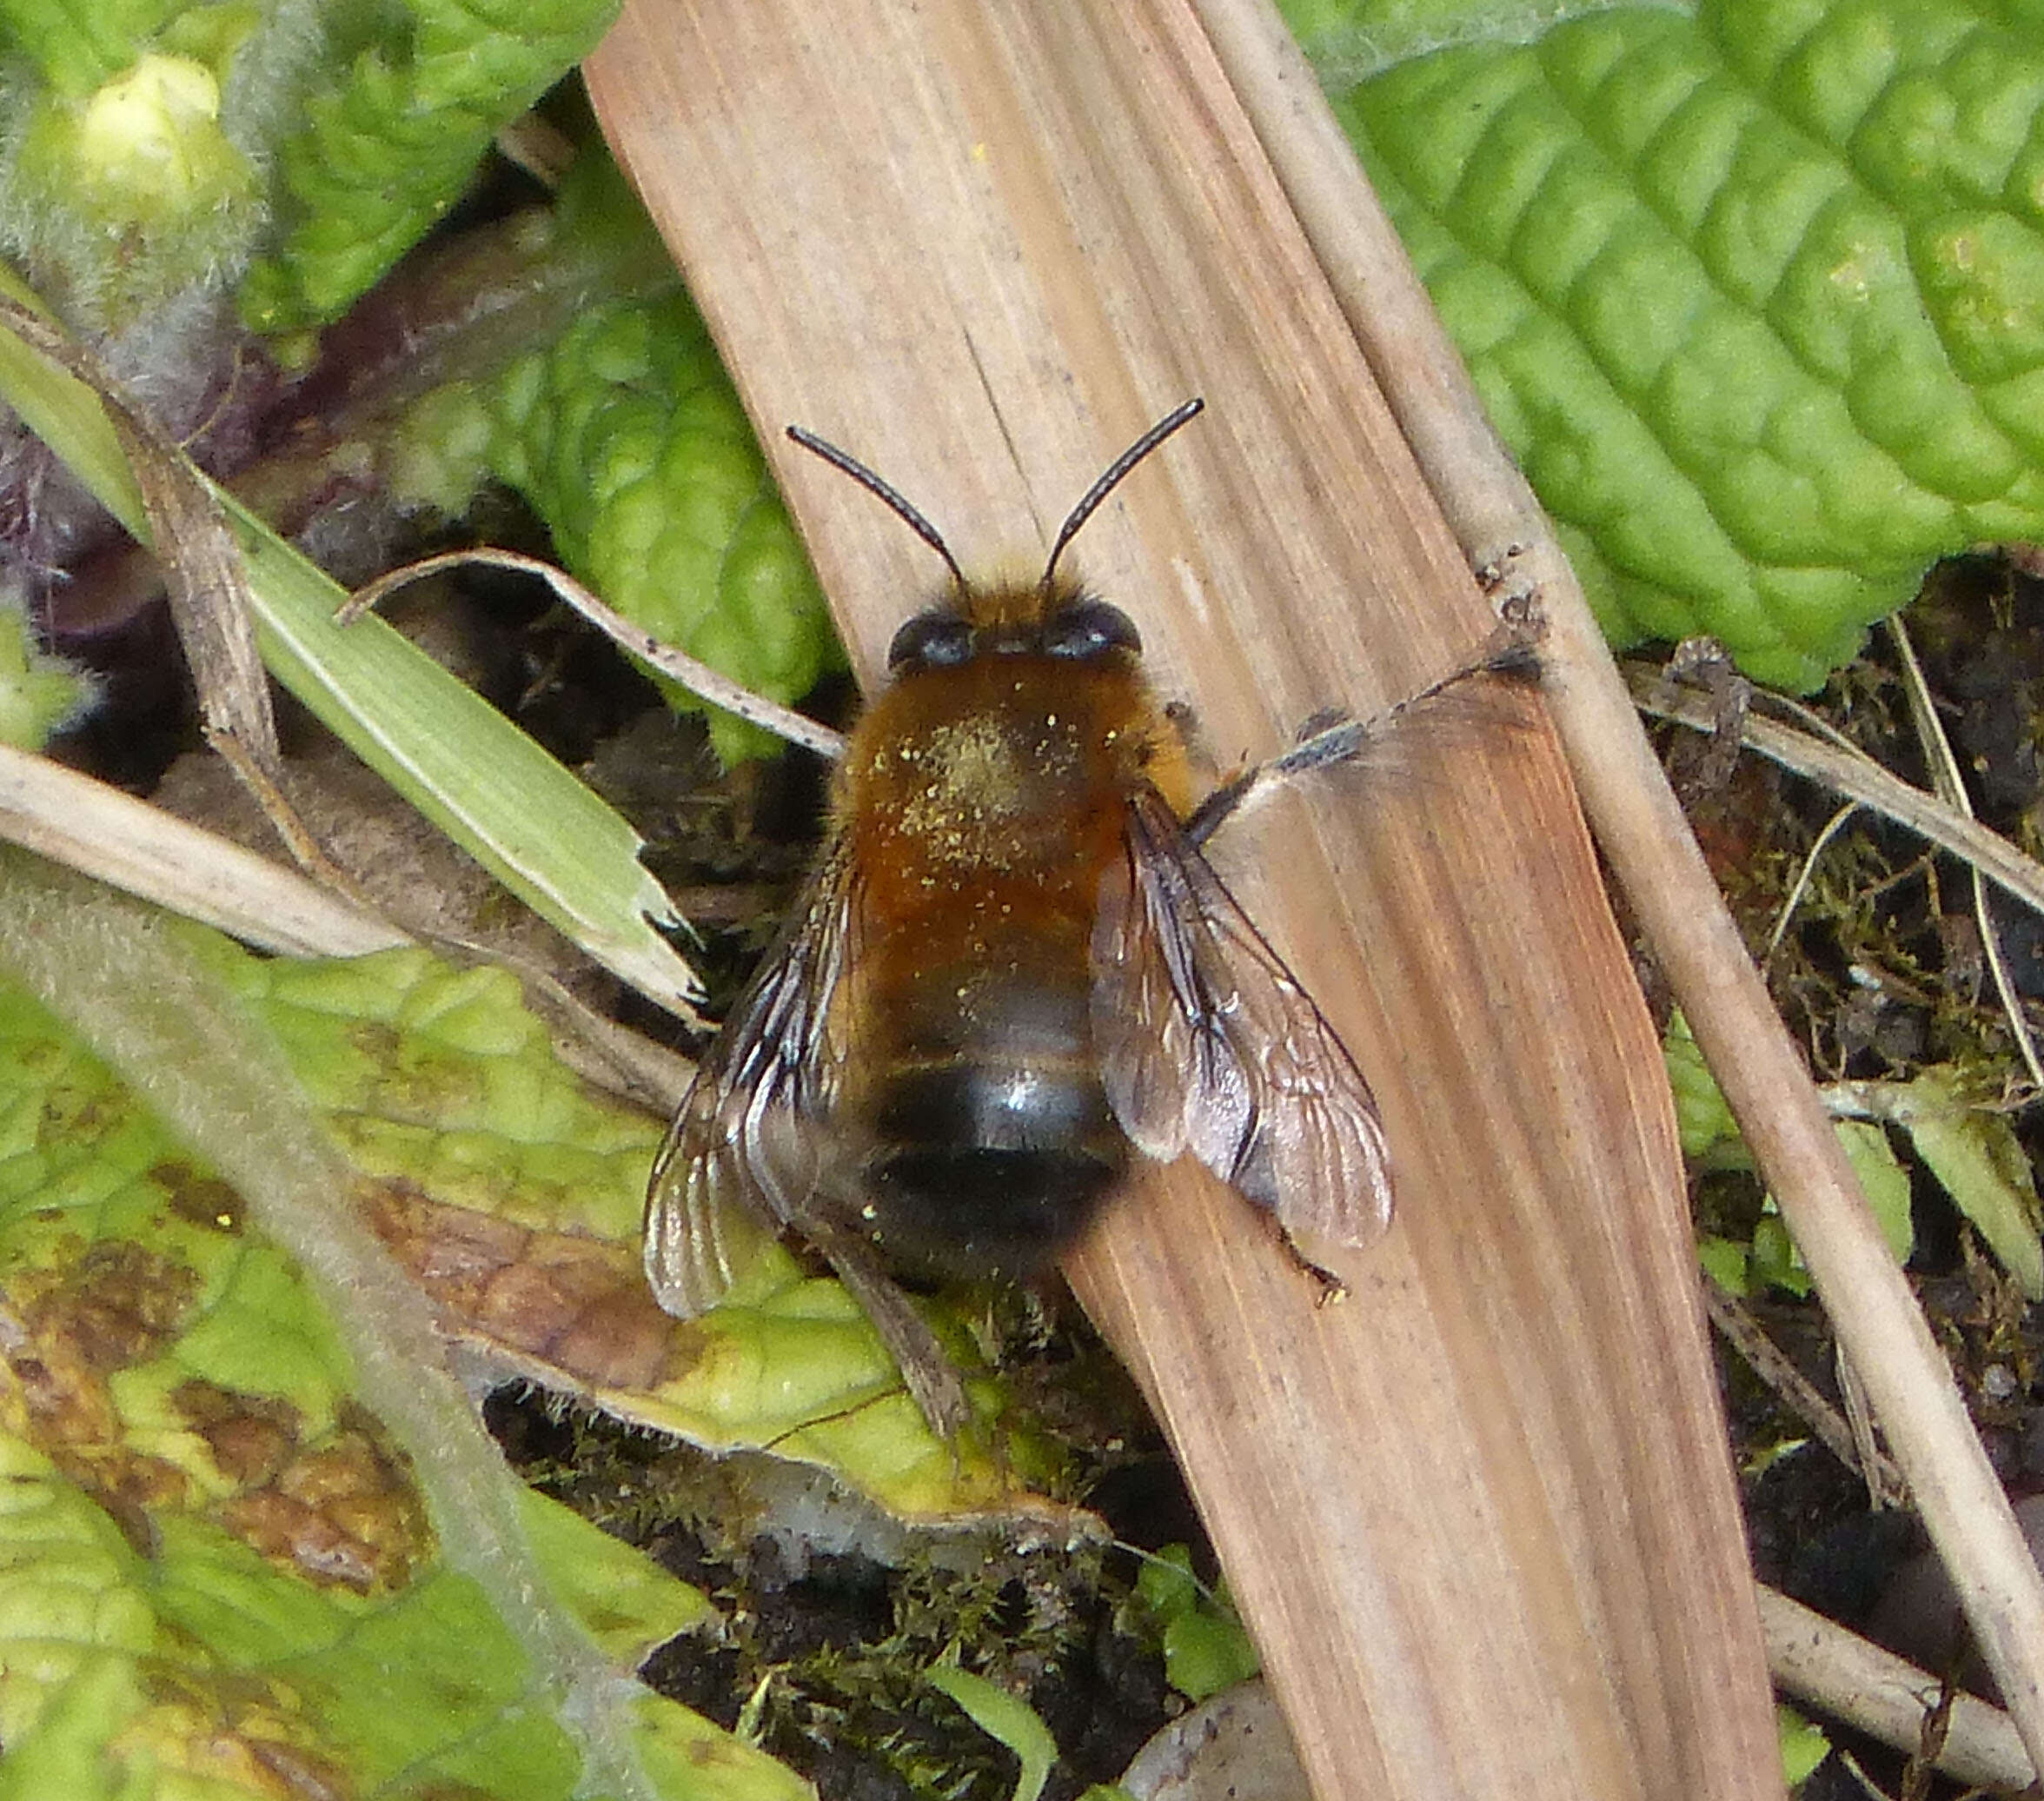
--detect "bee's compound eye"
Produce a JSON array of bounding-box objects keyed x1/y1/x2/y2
[
  {"x1": 1043, "y1": 599, "x2": 1141, "y2": 660},
  {"x1": 887, "y1": 610, "x2": 974, "y2": 671}
]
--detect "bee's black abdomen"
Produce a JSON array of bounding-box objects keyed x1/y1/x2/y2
[
  {"x1": 867, "y1": 1145, "x2": 1122, "y2": 1277},
  {"x1": 863, "y1": 1060, "x2": 1127, "y2": 1277}
]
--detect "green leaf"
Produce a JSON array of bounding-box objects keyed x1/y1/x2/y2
[
  {"x1": 0, "y1": 0, "x2": 182, "y2": 96},
  {"x1": 1131, "y1": 1545, "x2": 1261, "y2": 1705},
  {"x1": 1306, "y1": 0, "x2": 2044, "y2": 688},
  {"x1": 0, "y1": 865, "x2": 817, "y2": 1800},
  {"x1": 1663, "y1": 1009, "x2": 1748, "y2": 1166},
  {"x1": 1749, "y1": 1211, "x2": 1813, "y2": 1298},
  {"x1": 518, "y1": 1485, "x2": 718, "y2": 1666},
  {"x1": 242, "y1": 0, "x2": 625, "y2": 334},
  {"x1": 926, "y1": 1664, "x2": 1057, "y2": 1801},
  {"x1": 1835, "y1": 1117, "x2": 1913, "y2": 1267},
  {"x1": 1700, "y1": 1123, "x2": 1908, "y2": 1299},
  {"x1": 1776, "y1": 1701, "x2": 1830, "y2": 1787},
  {"x1": 1696, "y1": 1234, "x2": 1751, "y2": 1295},
  {"x1": 631, "y1": 1689, "x2": 817, "y2": 1801},
  {"x1": 1132, "y1": 1541, "x2": 1199, "y2": 1616},
  {"x1": 1670, "y1": 1013, "x2": 1915, "y2": 1292},
  {"x1": 1161, "y1": 1606, "x2": 1263, "y2": 1705},
  {"x1": 418, "y1": 282, "x2": 841, "y2": 762},
  {"x1": 1891, "y1": 1067, "x2": 2044, "y2": 1299}
]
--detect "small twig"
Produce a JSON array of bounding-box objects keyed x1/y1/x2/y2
[
  {"x1": 1765, "y1": 799, "x2": 1862, "y2": 964},
  {"x1": 342, "y1": 548, "x2": 847, "y2": 761},
  {"x1": 1628, "y1": 661, "x2": 2044, "y2": 924},
  {"x1": 1760, "y1": 1583, "x2": 2033, "y2": 1791},
  {"x1": 1702, "y1": 1274, "x2": 1908, "y2": 1502},
  {"x1": 1886, "y1": 616, "x2": 2044, "y2": 1092},
  {"x1": 1836, "y1": 1341, "x2": 1898, "y2": 1512}
]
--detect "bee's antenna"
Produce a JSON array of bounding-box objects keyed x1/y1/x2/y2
[
  {"x1": 786, "y1": 425, "x2": 966, "y2": 591},
  {"x1": 1041, "y1": 396, "x2": 1204, "y2": 592}
]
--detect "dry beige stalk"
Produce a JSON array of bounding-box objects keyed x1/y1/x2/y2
[
  {"x1": 1198, "y1": 0, "x2": 2044, "y2": 1778},
  {"x1": 1761, "y1": 1584, "x2": 2033, "y2": 1790},
  {"x1": 0, "y1": 305, "x2": 282, "y2": 796},
  {"x1": 0, "y1": 745, "x2": 405, "y2": 958},
  {"x1": 587, "y1": 2, "x2": 1777, "y2": 1794}
]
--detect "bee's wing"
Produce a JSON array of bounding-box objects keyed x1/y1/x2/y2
[
  {"x1": 1092, "y1": 785, "x2": 1394, "y2": 1247},
  {"x1": 644, "y1": 841, "x2": 862, "y2": 1316}
]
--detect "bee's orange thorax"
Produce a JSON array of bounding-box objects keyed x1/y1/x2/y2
[{"x1": 836, "y1": 639, "x2": 1188, "y2": 940}]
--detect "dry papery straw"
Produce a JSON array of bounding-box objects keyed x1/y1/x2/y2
[
  {"x1": 1185, "y1": 4, "x2": 2044, "y2": 1784},
  {"x1": 587, "y1": 0, "x2": 1778, "y2": 1794},
  {"x1": 578, "y1": 0, "x2": 2044, "y2": 1792}
]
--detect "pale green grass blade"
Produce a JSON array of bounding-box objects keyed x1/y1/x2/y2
[{"x1": 0, "y1": 269, "x2": 700, "y2": 1016}]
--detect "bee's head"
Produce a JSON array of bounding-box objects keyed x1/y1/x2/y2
[
  {"x1": 786, "y1": 397, "x2": 1198, "y2": 674},
  {"x1": 886, "y1": 582, "x2": 1141, "y2": 673}
]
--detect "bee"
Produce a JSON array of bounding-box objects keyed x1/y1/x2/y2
[{"x1": 646, "y1": 400, "x2": 1502, "y2": 1426}]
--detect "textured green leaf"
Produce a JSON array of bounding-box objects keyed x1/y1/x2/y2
[
  {"x1": 1310, "y1": 0, "x2": 2044, "y2": 688},
  {"x1": 241, "y1": 0, "x2": 624, "y2": 334},
  {"x1": 0, "y1": 0, "x2": 183, "y2": 96},
  {"x1": 395, "y1": 279, "x2": 841, "y2": 762},
  {"x1": 0, "y1": 1020, "x2": 583, "y2": 1794},
  {"x1": 0, "y1": 861, "x2": 1078, "y2": 1793},
  {"x1": 0, "y1": 881, "x2": 846, "y2": 1798}
]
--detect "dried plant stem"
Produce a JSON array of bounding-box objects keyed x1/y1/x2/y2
[
  {"x1": 1629, "y1": 666, "x2": 2044, "y2": 922},
  {"x1": 1761, "y1": 1584, "x2": 2031, "y2": 1790},
  {"x1": 344, "y1": 549, "x2": 847, "y2": 761},
  {"x1": 1764, "y1": 801, "x2": 1861, "y2": 964},
  {"x1": 1198, "y1": 0, "x2": 2044, "y2": 1772},
  {"x1": 1702, "y1": 1279, "x2": 1906, "y2": 1504},
  {"x1": 591, "y1": 0, "x2": 1775, "y2": 1791},
  {"x1": 0, "y1": 744, "x2": 405, "y2": 958},
  {"x1": 1886, "y1": 616, "x2": 2044, "y2": 1089}
]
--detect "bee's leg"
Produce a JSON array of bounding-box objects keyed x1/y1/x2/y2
[
  {"x1": 1185, "y1": 617, "x2": 1543, "y2": 849},
  {"x1": 808, "y1": 1221, "x2": 974, "y2": 1442},
  {"x1": 1259, "y1": 1213, "x2": 1348, "y2": 1306},
  {"x1": 1291, "y1": 1238, "x2": 1350, "y2": 1307}
]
